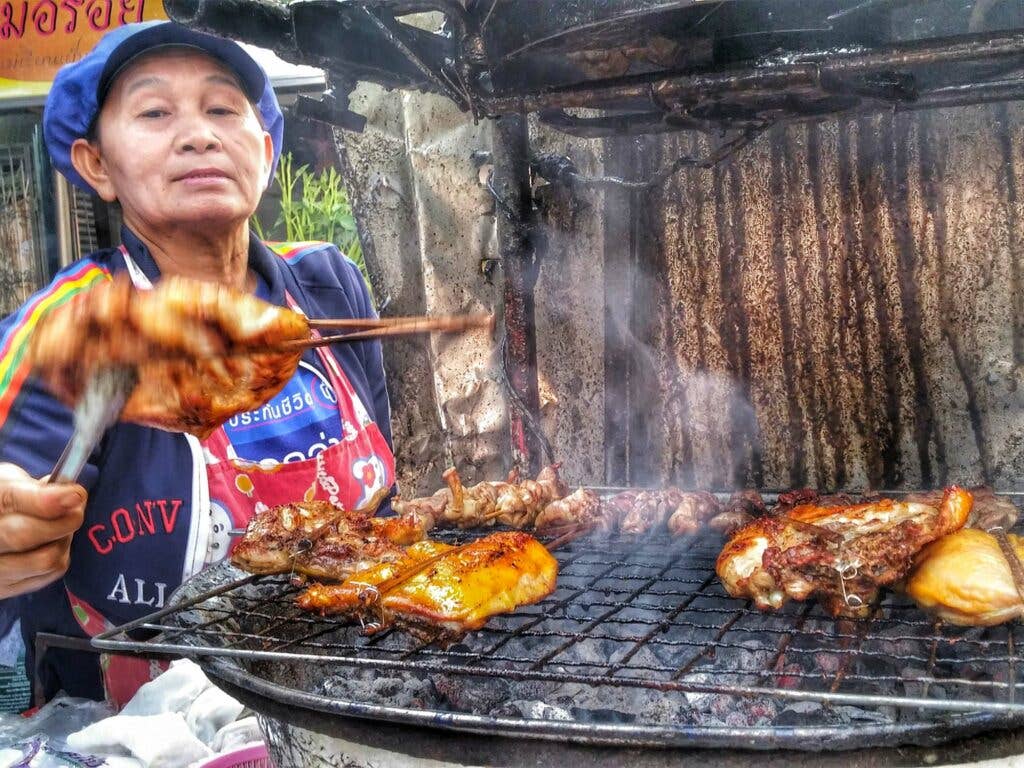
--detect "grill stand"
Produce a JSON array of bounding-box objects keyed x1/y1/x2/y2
[
  {"x1": 93, "y1": 517, "x2": 1024, "y2": 760},
  {"x1": 207, "y1": 665, "x2": 1024, "y2": 768}
]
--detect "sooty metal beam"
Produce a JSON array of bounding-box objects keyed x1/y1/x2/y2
[
  {"x1": 484, "y1": 28, "x2": 1024, "y2": 115},
  {"x1": 492, "y1": 114, "x2": 543, "y2": 475}
]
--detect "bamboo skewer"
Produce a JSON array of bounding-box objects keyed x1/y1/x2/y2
[
  {"x1": 307, "y1": 315, "x2": 489, "y2": 331},
  {"x1": 277, "y1": 313, "x2": 494, "y2": 353}
]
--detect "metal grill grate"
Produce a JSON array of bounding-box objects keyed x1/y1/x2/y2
[{"x1": 96, "y1": 520, "x2": 1024, "y2": 729}]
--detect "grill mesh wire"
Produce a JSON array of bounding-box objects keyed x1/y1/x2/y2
[{"x1": 98, "y1": 526, "x2": 1024, "y2": 717}]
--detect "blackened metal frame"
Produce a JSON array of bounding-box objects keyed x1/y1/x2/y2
[{"x1": 165, "y1": 0, "x2": 1024, "y2": 475}]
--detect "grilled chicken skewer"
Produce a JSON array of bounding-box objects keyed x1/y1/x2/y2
[
  {"x1": 392, "y1": 464, "x2": 568, "y2": 530},
  {"x1": 28, "y1": 274, "x2": 490, "y2": 439}
]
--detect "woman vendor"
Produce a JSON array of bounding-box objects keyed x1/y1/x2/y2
[{"x1": 0, "y1": 21, "x2": 395, "y2": 707}]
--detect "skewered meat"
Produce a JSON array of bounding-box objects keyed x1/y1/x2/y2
[
  {"x1": 667, "y1": 492, "x2": 722, "y2": 536},
  {"x1": 534, "y1": 488, "x2": 603, "y2": 533},
  {"x1": 706, "y1": 489, "x2": 768, "y2": 535},
  {"x1": 904, "y1": 528, "x2": 1024, "y2": 626},
  {"x1": 599, "y1": 490, "x2": 639, "y2": 532},
  {"x1": 231, "y1": 501, "x2": 432, "y2": 581},
  {"x1": 707, "y1": 510, "x2": 752, "y2": 535},
  {"x1": 296, "y1": 531, "x2": 558, "y2": 640},
  {"x1": 727, "y1": 489, "x2": 767, "y2": 516},
  {"x1": 392, "y1": 465, "x2": 568, "y2": 529},
  {"x1": 716, "y1": 487, "x2": 972, "y2": 617},
  {"x1": 620, "y1": 488, "x2": 687, "y2": 534},
  {"x1": 30, "y1": 274, "x2": 309, "y2": 438}
]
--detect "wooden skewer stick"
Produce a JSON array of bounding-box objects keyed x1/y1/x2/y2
[
  {"x1": 307, "y1": 314, "x2": 490, "y2": 331},
  {"x1": 277, "y1": 314, "x2": 494, "y2": 352},
  {"x1": 544, "y1": 522, "x2": 597, "y2": 550}
]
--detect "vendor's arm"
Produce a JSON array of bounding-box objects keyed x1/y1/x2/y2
[
  {"x1": 0, "y1": 268, "x2": 105, "y2": 596},
  {"x1": 0, "y1": 463, "x2": 86, "y2": 598}
]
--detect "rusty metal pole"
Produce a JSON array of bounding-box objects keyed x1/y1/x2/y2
[{"x1": 493, "y1": 114, "x2": 542, "y2": 475}]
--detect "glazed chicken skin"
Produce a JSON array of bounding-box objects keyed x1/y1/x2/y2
[
  {"x1": 231, "y1": 501, "x2": 433, "y2": 581},
  {"x1": 716, "y1": 487, "x2": 973, "y2": 616},
  {"x1": 29, "y1": 273, "x2": 310, "y2": 438},
  {"x1": 905, "y1": 528, "x2": 1024, "y2": 626},
  {"x1": 392, "y1": 465, "x2": 568, "y2": 529},
  {"x1": 296, "y1": 531, "x2": 558, "y2": 640}
]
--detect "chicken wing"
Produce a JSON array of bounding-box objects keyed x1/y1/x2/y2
[
  {"x1": 598, "y1": 490, "x2": 639, "y2": 532},
  {"x1": 716, "y1": 487, "x2": 973, "y2": 616},
  {"x1": 30, "y1": 274, "x2": 309, "y2": 438},
  {"x1": 904, "y1": 528, "x2": 1024, "y2": 626},
  {"x1": 296, "y1": 531, "x2": 558, "y2": 640}
]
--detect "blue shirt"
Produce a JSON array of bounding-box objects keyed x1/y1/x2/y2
[
  {"x1": 0, "y1": 232, "x2": 393, "y2": 704},
  {"x1": 221, "y1": 274, "x2": 343, "y2": 465}
]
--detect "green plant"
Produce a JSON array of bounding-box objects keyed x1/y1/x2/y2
[{"x1": 254, "y1": 153, "x2": 370, "y2": 288}]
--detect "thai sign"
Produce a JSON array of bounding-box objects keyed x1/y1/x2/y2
[{"x1": 0, "y1": 0, "x2": 166, "y2": 99}]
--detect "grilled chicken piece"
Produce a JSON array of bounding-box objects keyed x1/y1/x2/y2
[
  {"x1": 599, "y1": 490, "x2": 639, "y2": 532},
  {"x1": 904, "y1": 528, "x2": 1024, "y2": 626},
  {"x1": 667, "y1": 492, "x2": 722, "y2": 536},
  {"x1": 29, "y1": 274, "x2": 310, "y2": 438},
  {"x1": 716, "y1": 487, "x2": 973, "y2": 617},
  {"x1": 393, "y1": 465, "x2": 568, "y2": 529},
  {"x1": 534, "y1": 488, "x2": 603, "y2": 533},
  {"x1": 620, "y1": 488, "x2": 687, "y2": 534},
  {"x1": 705, "y1": 489, "x2": 767, "y2": 535},
  {"x1": 905, "y1": 486, "x2": 1019, "y2": 531},
  {"x1": 231, "y1": 501, "x2": 432, "y2": 581},
  {"x1": 775, "y1": 488, "x2": 820, "y2": 513},
  {"x1": 296, "y1": 531, "x2": 558, "y2": 640},
  {"x1": 707, "y1": 510, "x2": 753, "y2": 536}
]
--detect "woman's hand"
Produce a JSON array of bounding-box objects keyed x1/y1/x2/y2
[{"x1": 0, "y1": 463, "x2": 87, "y2": 598}]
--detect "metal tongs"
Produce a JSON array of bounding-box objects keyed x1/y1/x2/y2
[{"x1": 47, "y1": 366, "x2": 138, "y2": 485}]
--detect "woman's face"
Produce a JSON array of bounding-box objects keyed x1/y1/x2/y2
[{"x1": 72, "y1": 49, "x2": 273, "y2": 234}]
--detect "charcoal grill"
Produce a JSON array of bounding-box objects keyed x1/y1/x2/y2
[{"x1": 95, "y1": 493, "x2": 1024, "y2": 761}]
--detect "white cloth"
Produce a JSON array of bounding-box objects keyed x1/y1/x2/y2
[
  {"x1": 210, "y1": 717, "x2": 262, "y2": 754},
  {"x1": 66, "y1": 712, "x2": 211, "y2": 768},
  {"x1": 120, "y1": 659, "x2": 212, "y2": 717},
  {"x1": 186, "y1": 685, "x2": 245, "y2": 746},
  {"x1": 59, "y1": 659, "x2": 261, "y2": 768}
]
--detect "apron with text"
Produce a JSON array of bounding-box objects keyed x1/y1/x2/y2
[{"x1": 67, "y1": 246, "x2": 395, "y2": 708}]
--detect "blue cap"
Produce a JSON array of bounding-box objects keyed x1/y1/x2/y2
[{"x1": 43, "y1": 21, "x2": 284, "y2": 194}]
